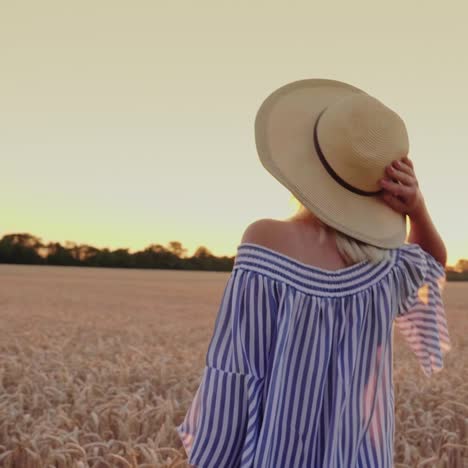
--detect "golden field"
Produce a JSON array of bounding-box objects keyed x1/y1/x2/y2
[{"x1": 0, "y1": 264, "x2": 467, "y2": 468}]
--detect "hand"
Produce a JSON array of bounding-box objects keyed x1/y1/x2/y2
[{"x1": 378, "y1": 156, "x2": 425, "y2": 219}]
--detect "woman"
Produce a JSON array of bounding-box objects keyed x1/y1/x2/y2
[{"x1": 176, "y1": 79, "x2": 451, "y2": 467}]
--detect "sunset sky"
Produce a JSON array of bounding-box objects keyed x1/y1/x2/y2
[{"x1": 1, "y1": 1, "x2": 467, "y2": 266}]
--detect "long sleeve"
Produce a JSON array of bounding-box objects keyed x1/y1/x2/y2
[
  {"x1": 176, "y1": 267, "x2": 278, "y2": 468},
  {"x1": 391, "y1": 243, "x2": 452, "y2": 377}
]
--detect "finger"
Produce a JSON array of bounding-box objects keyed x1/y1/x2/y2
[
  {"x1": 402, "y1": 155, "x2": 414, "y2": 169},
  {"x1": 381, "y1": 192, "x2": 407, "y2": 214},
  {"x1": 379, "y1": 178, "x2": 413, "y2": 198},
  {"x1": 392, "y1": 159, "x2": 414, "y2": 177},
  {"x1": 385, "y1": 165, "x2": 416, "y2": 186}
]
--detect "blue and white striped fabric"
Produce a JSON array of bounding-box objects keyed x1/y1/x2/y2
[{"x1": 176, "y1": 242, "x2": 451, "y2": 467}]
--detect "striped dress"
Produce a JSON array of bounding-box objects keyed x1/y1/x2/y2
[{"x1": 176, "y1": 242, "x2": 451, "y2": 468}]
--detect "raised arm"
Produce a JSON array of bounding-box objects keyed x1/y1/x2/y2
[
  {"x1": 379, "y1": 155, "x2": 447, "y2": 267},
  {"x1": 407, "y1": 197, "x2": 447, "y2": 267}
]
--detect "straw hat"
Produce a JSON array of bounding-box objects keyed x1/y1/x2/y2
[{"x1": 254, "y1": 78, "x2": 409, "y2": 248}]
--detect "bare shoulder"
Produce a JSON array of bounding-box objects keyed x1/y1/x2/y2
[
  {"x1": 239, "y1": 216, "x2": 342, "y2": 269},
  {"x1": 240, "y1": 218, "x2": 287, "y2": 249}
]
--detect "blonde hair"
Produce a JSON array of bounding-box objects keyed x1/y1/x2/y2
[{"x1": 291, "y1": 198, "x2": 392, "y2": 266}]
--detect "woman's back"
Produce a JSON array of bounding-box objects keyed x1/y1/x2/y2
[{"x1": 176, "y1": 221, "x2": 451, "y2": 467}]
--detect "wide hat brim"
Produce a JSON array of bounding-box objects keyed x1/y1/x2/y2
[{"x1": 254, "y1": 78, "x2": 407, "y2": 249}]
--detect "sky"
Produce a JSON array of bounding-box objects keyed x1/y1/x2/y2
[{"x1": 1, "y1": 1, "x2": 467, "y2": 266}]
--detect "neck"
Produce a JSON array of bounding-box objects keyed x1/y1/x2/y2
[{"x1": 291, "y1": 207, "x2": 319, "y2": 224}]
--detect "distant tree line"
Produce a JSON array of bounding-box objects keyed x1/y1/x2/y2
[
  {"x1": 0, "y1": 233, "x2": 234, "y2": 271},
  {"x1": 446, "y1": 260, "x2": 468, "y2": 281},
  {"x1": 0, "y1": 232, "x2": 466, "y2": 280}
]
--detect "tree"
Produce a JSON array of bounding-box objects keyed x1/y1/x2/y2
[
  {"x1": 46, "y1": 242, "x2": 77, "y2": 266},
  {"x1": 194, "y1": 246, "x2": 212, "y2": 259},
  {"x1": 167, "y1": 241, "x2": 188, "y2": 258},
  {"x1": 0, "y1": 233, "x2": 44, "y2": 264},
  {"x1": 455, "y1": 259, "x2": 468, "y2": 273}
]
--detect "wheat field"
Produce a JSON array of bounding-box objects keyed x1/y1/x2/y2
[{"x1": 0, "y1": 264, "x2": 467, "y2": 467}]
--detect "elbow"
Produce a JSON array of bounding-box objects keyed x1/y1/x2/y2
[
  {"x1": 437, "y1": 257, "x2": 447, "y2": 270},
  {"x1": 436, "y1": 245, "x2": 448, "y2": 269}
]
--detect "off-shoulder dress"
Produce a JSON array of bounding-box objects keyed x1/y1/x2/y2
[{"x1": 176, "y1": 242, "x2": 451, "y2": 468}]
